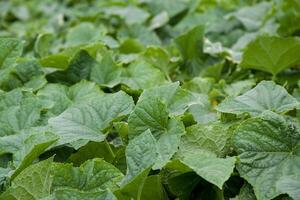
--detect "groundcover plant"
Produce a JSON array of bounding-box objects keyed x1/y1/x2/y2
[{"x1": 0, "y1": 0, "x2": 300, "y2": 199}]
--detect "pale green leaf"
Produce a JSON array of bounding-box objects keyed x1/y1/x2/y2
[
  {"x1": 0, "y1": 38, "x2": 22, "y2": 69},
  {"x1": 49, "y1": 91, "x2": 134, "y2": 149},
  {"x1": 139, "y1": 82, "x2": 208, "y2": 116},
  {"x1": 217, "y1": 81, "x2": 300, "y2": 116},
  {"x1": 276, "y1": 176, "x2": 300, "y2": 200},
  {"x1": 0, "y1": 158, "x2": 53, "y2": 200}
]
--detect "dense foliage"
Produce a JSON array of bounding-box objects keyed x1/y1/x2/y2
[{"x1": 0, "y1": 0, "x2": 300, "y2": 199}]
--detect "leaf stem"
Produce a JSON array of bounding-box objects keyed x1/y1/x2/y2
[{"x1": 104, "y1": 139, "x2": 115, "y2": 158}]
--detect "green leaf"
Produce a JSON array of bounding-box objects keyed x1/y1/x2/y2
[
  {"x1": 234, "y1": 111, "x2": 300, "y2": 200},
  {"x1": 128, "y1": 98, "x2": 168, "y2": 139},
  {"x1": 67, "y1": 141, "x2": 116, "y2": 166},
  {"x1": 117, "y1": 130, "x2": 158, "y2": 200},
  {"x1": 216, "y1": 81, "x2": 300, "y2": 116},
  {"x1": 231, "y1": 183, "x2": 257, "y2": 200},
  {"x1": 51, "y1": 158, "x2": 123, "y2": 192},
  {"x1": 140, "y1": 175, "x2": 168, "y2": 200},
  {"x1": 104, "y1": 6, "x2": 150, "y2": 25},
  {"x1": 240, "y1": 36, "x2": 300, "y2": 76},
  {"x1": 0, "y1": 96, "x2": 48, "y2": 136},
  {"x1": 0, "y1": 38, "x2": 22, "y2": 69},
  {"x1": 49, "y1": 91, "x2": 134, "y2": 149},
  {"x1": 37, "y1": 80, "x2": 103, "y2": 115},
  {"x1": 139, "y1": 82, "x2": 208, "y2": 116},
  {"x1": 0, "y1": 158, "x2": 53, "y2": 200},
  {"x1": 175, "y1": 25, "x2": 205, "y2": 76},
  {"x1": 128, "y1": 98, "x2": 185, "y2": 169},
  {"x1": 276, "y1": 176, "x2": 300, "y2": 200},
  {"x1": 40, "y1": 53, "x2": 70, "y2": 70},
  {"x1": 0, "y1": 131, "x2": 58, "y2": 179},
  {"x1": 121, "y1": 60, "x2": 166, "y2": 90},
  {"x1": 47, "y1": 189, "x2": 117, "y2": 200},
  {"x1": 142, "y1": 46, "x2": 171, "y2": 79},
  {"x1": 178, "y1": 123, "x2": 236, "y2": 189},
  {"x1": 90, "y1": 50, "x2": 122, "y2": 88},
  {"x1": 34, "y1": 33, "x2": 53, "y2": 57},
  {"x1": 65, "y1": 23, "x2": 104, "y2": 47},
  {"x1": 47, "y1": 50, "x2": 95, "y2": 84},
  {"x1": 180, "y1": 122, "x2": 232, "y2": 157},
  {"x1": 229, "y1": 2, "x2": 273, "y2": 31}
]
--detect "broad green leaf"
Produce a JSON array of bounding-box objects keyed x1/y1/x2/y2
[
  {"x1": 0, "y1": 89, "x2": 23, "y2": 111},
  {"x1": 51, "y1": 158, "x2": 123, "y2": 192},
  {"x1": 118, "y1": 24, "x2": 161, "y2": 46},
  {"x1": 240, "y1": 36, "x2": 300, "y2": 76},
  {"x1": 90, "y1": 50, "x2": 122, "y2": 88},
  {"x1": 234, "y1": 111, "x2": 300, "y2": 200},
  {"x1": 46, "y1": 189, "x2": 117, "y2": 200},
  {"x1": 183, "y1": 77, "x2": 215, "y2": 94},
  {"x1": 0, "y1": 158, "x2": 53, "y2": 200},
  {"x1": 180, "y1": 122, "x2": 232, "y2": 157},
  {"x1": 175, "y1": 25, "x2": 205, "y2": 76},
  {"x1": 49, "y1": 91, "x2": 134, "y2": 149},
  {"x1": 0, "y1": 97, "x2": 48, "y2": 136},
  {"x1": 142, "y1": 46, "x2": 171, "y2": 79},
  {"x1": 37, "y1": 80, "x2": 103, "y2": 115},
  {"x1": 128, "y1": 98, "x2": 185, "y2": 169},
  {"x1": 276, "y1": 176, "x2": 300, "y2": 200},
  {"x1": 128, "y1": 98, "x2": 168, "y2": 139},
  {"x1": 121, "y1": 60, "x2": 166, "y2": 90},
  {"x1": 180, "y1": 152, "x2": 235, "y2": 189},
  {"x1": 104, "y1": 6, "x2": 150, "y2": 25},
  {"x1": 23, "y1": 75, "x2": 47, "y2": 92},
  {"x1": 15, "y1": 60, "x2": 44, "y2": 83},
  {"x1": 224, "y1": 79, "x2": 256, "y2": 97},
  {"x1": 37, "y1": 84, "x2": 71, "y2": 115},
  {"x1": 153, "y1": 118, "x2": 185, "y2": 169},
  {"x1": 142, "y1": 0, "x2": 187, "y2": 17},
  {"x1": 139, "y1": 82, "x2": 208, "y2": 116},
  {"x1": 216, "y1": 81, "x2": 300, "y2": 116},
  {"x1": 229, "y1": 2, "x2": 273, "y2": 31},
  {"x1": 65, "y1": 23, "x2": 105, "y2": 47},
  {"x1": 117, "y1": 130, "x2": 157, "y2": 200},
  {"x1": 0, "y1": 38, "x2": 22, "y2": 69},
  {"x1": 178, "y1": 123, "x2": 236, "y2": 189},
  {"x1": 0, "y1": 131, "x2": 58, "y2": 179}
]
